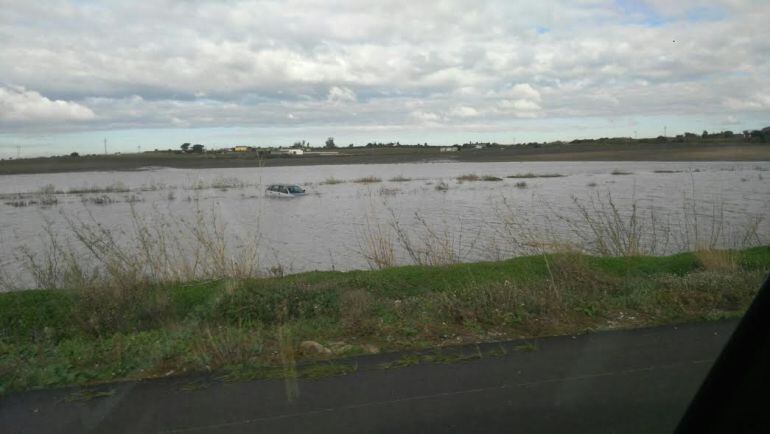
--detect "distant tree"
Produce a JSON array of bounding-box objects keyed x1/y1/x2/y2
[
  {"x1": 750, "y1": 130, "x2": 767, "y2": 142},
  {"x1": 191, "y1": 144, "x2": 204, "y2": 153},
  {"x1": 69, "y1": 152, "x2": 79, "y2": 157},
  {"x1": 181, "y1": 143, "x2": 190, "y2": 152},
  {"x1": 292, "y1": 140, "x2": 308, "y2": 149},
  {"x1": 702, "y1": 130, "x2": 708, "y2": 138},
  {"x1": 723, "y1": 130, "x2": 734, "y2": 138},
  {"x1": 325, "y1": 137, "x2": 336, "y2": 148},
  {"x1": 348, "y1": 143, "x2": 354, "y2": 148}
]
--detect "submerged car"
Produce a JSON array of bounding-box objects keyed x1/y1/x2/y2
[{"x1": 266, "y1": 184, "x2": 306, "y2": 197}]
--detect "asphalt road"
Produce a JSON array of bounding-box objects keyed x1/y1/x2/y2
[{"x1": 1, "y1": 320, "x2": 737, "y2": 434}]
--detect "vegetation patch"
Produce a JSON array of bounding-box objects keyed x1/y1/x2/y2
[
  {"x1": 456, "y1": 174, "x2": 480, "y2": 182},
  {"x1": 352, "y1": 176, "x2": 382, "y2": 183},
  {"x1": 1, "y1": 246, "x2": 768, "y2": 394},
  {"x1": 388, "y1": 176, "x2": 412, "y2": 182},
  {"x1": 507, "y1": 173, "x2": 565, "y2": 178},
  {"x1": 321, "y1": 177, "x2": 345, "y2": 185}
]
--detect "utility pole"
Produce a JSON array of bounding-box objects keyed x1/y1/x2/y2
[
  {"x1": 104, "y1": 138, "x2": 107, "y2": 155},
  {"x1": 17, "y1": 145, "x2": 21, "y2": 159},
  {"x1": 664, "y1": 126, "x2": 667, "y2": 137}
]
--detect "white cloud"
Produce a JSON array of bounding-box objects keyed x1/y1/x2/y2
[
  {"x1": 498, "y1": 99, "x2": 542, "y2": 118},
  {"x1": 503, "y1": 84, "x2": 542, "y2": 103},
  {"x1": 327, "y1": 86, "x2": 357, "y2": 104},
  {"x1": 411, "y1": 110, "x2": 443, "y2": 124},
  {"x1": 0, "y1": 0, "x2": 768, "y2": 138},
  {"x1": 448, "y1": 106, "x2": 479, "y2": 118},
  {"x1": 0, "y1": 85, "x2": 95, "y2": 123}
]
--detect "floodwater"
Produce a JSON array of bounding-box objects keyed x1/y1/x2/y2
[{"x1": 1, "y1": 161, "x2": 769, "y2": 288}]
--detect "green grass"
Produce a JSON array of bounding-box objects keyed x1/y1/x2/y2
[{"x1": 1, "y1": 246, "x2": 769, "y2": 394}]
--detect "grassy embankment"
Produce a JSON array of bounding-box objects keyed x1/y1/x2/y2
[{"x1": 2, "y1": 246, "x2": 769, "y2": 394}]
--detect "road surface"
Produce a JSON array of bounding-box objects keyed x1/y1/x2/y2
[{"x1": 1, "y1": 320, "x2": 736, "y2": 434}]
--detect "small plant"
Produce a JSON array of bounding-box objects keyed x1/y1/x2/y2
[
  {"x1": 37, "y1": 184, "x2": 60, "y2": 195},
  {"x1": 481, "y1": 175, "x2": 503, "y2": 181},
  {"x1": 695, "y1": 248, "x2": 738, "y2": 272},
  {"x1": 388, "y1": 175, "x2": 412, "y2": 182},
  {"x1": 435, "y1": 181, "x2": 449, "y2": 191},
  {"x1": 456, "y1": 173, "x2": 480, "y2": 182},
  {"x1": 514, "y1": 181, "x2": 527, "y2": 188},
  {"x1": 68, "y1": 182, "x2": 130, "y2": 194},
  {"x1": 352, "y1": 176, "x2": 382, "y2": 183},
  {"x1": 211, "y1": 177, "x2": 246, "y2": 190},
  {"x1": 610, "y1": 169, "x2": 632, "y2": 175},
  {"x1": 507, "y1": 173, "x2": 564, "y2": 179},
  {"x1": 321, "y1": 177, "x2": 345, "y2": 185},
  {"x1": 587, "y1": 182, "x2": 598, "y2": 187},
  {"x1": 82, "y1": 195, "x2": 116, "y2": 205}
]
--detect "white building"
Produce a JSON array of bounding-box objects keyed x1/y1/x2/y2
[{"x1": 276, "y1": 148, "x2": 304, "y2": 155}]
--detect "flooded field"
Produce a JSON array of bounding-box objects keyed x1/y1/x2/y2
[{"x1": 1, "y1": 160, "x2": 768, "y2": 289}]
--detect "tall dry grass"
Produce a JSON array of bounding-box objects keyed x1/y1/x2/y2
[
  {"x1": 358, "y1": 206, "x2": 483, "y2": 268},
  {"x1": 357, "y1": 215, "x2": 396, "y2": 269},
  {"x1": 357, "y1": 186, "x2": 767, "y2": 268},
  {"x1": 15, "y1": 204, "x2": 263, "y2": 291}
]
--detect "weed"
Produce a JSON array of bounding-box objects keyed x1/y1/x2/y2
[
  {"x1": 507, "y1": 173, "x2": 564, "y2": 178},
  {"x1": 353, "y1": 176, "x2": 382, "y2": 183},
  {"x1": 389, "y1": 175, "x2": 412, "y2": 182},
  {"x1": 69, "y1": 182, "x2": 130, "y2": 194},
  {"x1": 340, "y1": 289, "x2": 375, "y2": 334},
  {"x1": 457, "y1": 174, "x2": 480, "y2": 182},
  {"x1": 695, "y1": 248, "x2": 738, "y2": 272},
  {"x1": 482, "y1": 175, "x2": 503, "y2": 181},
  {"x1": 358, "y1": 216, "x2": 396, "y2": 269},
  {"x1": 321, "y1": 177, "x2": 345, "y2": 185},
  {"x1": 514, "y1": 181, "x2": 527, "y2": 188}
]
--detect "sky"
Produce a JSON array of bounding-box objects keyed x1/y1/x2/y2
[{"x1": 0, "y1": 0, "x2": 769, "y2": 158}]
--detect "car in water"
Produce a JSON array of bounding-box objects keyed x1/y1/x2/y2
[{"x1": 265, "y1": 184, "x2": 306, "y2": 197}]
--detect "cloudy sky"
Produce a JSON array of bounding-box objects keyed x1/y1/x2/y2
[{"x1": 1, "y1": 0, "x2": 769, "y2": 157}]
